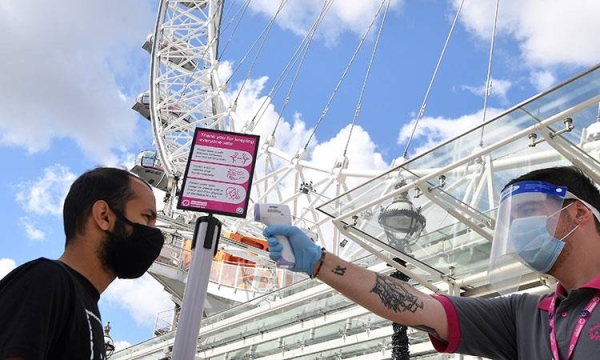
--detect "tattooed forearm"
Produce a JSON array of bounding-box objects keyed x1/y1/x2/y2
[
  {"x1": 413, "y1": 325, "x2": 442, "y2": 340},
  {"x1": 332, "y1": 265, "x2": 346, "y2": 276},
  {"x1": 370, "y1": 274, "x2": 424, "y2": 313}
]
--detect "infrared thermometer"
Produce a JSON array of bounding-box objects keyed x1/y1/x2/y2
[{"x1": 254, "y1": 204, "x2": 295, "y2": 268}]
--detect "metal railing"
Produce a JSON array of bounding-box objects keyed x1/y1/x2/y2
[{"x1": 153, "y1": 235, "x2": 307, "y2": 293}]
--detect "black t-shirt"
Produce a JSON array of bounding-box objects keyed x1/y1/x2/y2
[{"x1": 0, "y1": 258, "x2": 106, "y2": 359}]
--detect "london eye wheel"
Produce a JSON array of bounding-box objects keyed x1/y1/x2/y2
[{"x1": 134, "y1": 0, "x2": 395, "y2": 260}]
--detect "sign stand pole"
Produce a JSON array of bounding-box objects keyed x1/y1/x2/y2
[
  {"x1": 171, "y1": 214, "x2": 221, "y2": 360},
  {"x1": 172, "y1": 128, "x2": 259, "y2": 359}
]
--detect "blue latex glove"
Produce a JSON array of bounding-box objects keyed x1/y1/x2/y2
[{"x1": 264, "y1": 225, "x2": 322, "y2": 275}]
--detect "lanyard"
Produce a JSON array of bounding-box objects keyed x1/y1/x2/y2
[{"x1": 548, "y1": 290, "x2": 600, "y2": 360}]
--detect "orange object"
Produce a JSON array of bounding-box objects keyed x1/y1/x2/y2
[{"x1": 217, "y1": 232, "x2": 269, "y2": 266}]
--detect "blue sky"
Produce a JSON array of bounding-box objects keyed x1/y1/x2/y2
[{"x1": 1, "y1": 0, "x2": 599, "y2": 350}]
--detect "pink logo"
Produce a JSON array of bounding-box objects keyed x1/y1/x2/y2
[{"x1": 588, "y1": 324, "x2": 600, "y2": 341}]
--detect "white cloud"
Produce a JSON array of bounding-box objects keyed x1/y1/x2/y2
[
  {"x1": 398, "y1": 108, "x2": 504, "y2": 156},
  {"x1": 224, "y1": 75, "x2": 317, "y2": 209},
  {"x1": 312, "y1": 124, "x2": 388, "y2": 174},
  {"x1": 453, "y1": 0, "x2": 600, "y2": 81},
  {"x1": 529, "y1": 70, "x2": 557, "y2": 92},
  {"x1": 16, "y1": 165, "x2": 76, "y2": 216},
  {"x1": 19, "y1": 217, "x2": 46, "y2": 241},
  {"x1": 224, "y1": 70, "x2": 389, "y2": 194},
  {"x1": 460, "y1": 78, "x2": 513, "y2": 103},
  {"x1": 217, "y1": 60, "x2": 234, "y2": 85},
  {"x1": 113, "y1": 340, "x2": 132, "y2": 352},
  {"x1": 0, "y1": 258, "x2": 17, "y2": 280},
  {"x1": 248, "y1": 0, "x2": 405, "y2": 45},
  {"x1": 0, "y1": 0, "x2": 155, "y2": 164},
  {"x1": 226, "y1": 76, "x2": 315, "y2": 162},
  {"x1": 103, "y1": 274, "x2": 173, "y2": 326}
]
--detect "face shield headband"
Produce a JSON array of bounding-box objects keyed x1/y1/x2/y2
[{"x1": 488, "y1": 180, "x2": 600, "y2": 295}]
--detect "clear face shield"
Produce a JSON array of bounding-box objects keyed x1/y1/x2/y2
[{"x1": 488, "y1": 181, "x2": 599, "y2": 295}]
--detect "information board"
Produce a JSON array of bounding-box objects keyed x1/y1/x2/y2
[{"x1": 177, "y1": 128, "x2": 259, "y2": 218}]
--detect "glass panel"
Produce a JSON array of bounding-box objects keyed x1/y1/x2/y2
[{"x1": 317, "y1": 63, "x2": 600, "y2": 283}]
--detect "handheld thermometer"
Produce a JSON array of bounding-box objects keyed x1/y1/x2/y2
[{"x1": 254, "y1": 204, "x2": 295, "y2": 268}]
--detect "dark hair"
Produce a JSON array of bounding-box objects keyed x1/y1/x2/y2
[
  {"x1": 63, "y1": 167, "x2": 141, "y2": 244},
  {"x1": 505, "y1": 166, "x2": 600, "y2": 231}
]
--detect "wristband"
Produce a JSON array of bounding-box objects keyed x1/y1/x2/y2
[{"x1": 312, "y1": 248, "x2": 326, "y2": 279}]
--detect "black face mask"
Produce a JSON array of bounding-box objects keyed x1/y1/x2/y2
[{"x1": 103, "y1": 210, "x2": 165, "y2": 279}]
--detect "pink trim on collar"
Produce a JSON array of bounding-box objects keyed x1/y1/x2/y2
[
  {"x1": 538, "y1": 296, "x2": 553, "y2": 311},
  {"x1": 580, "y1": 274, "x2": 600, "y2": 290},
  {"x1": 538, "y1": 274, "x2": 600, "y2": 311}
]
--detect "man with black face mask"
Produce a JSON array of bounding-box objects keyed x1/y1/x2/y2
[
  {"x1": 0, "y1": 167, "x2": 165, "y2": 360},
  {"x1": 264, "y1": 166, "x2": 600, "y2": 359}
]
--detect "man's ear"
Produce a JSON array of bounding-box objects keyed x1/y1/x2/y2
[
  {"x1": 91, "y1": 200, "x2": 113, "y2": 231},
  {"x1": 574, "y1": 201, "x2": 593, "y2": 224}
]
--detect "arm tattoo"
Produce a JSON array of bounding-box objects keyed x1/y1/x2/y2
[
  {"x1": 332, "y1": 265, "x2": 346, "y2": 276},
  {"x1": 370, "y1": 273, "x2": 424, "y2": 313},
  {"x1": 413, "y1": 324, "x2": 443, "y2": 341}
]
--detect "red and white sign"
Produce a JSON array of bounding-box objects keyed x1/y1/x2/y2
[{"x1": 177, "y1": 128, "x2": 259, "y2": 218}]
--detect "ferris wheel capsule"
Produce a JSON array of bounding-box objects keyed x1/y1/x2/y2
[
  {"x1": 130, "y1": 150, "x2": 169, "y2": 191},
  {"x1": 132, "y1": 91, "x2": 191, "y2": 127},
  {"x1": 142, "y1": 33, "x2": 197, "y2": 71},
  {"x1": 131, "y1": 91, "x2": 151, "y2": 120}
]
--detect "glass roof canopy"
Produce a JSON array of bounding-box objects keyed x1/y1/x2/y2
[{"x1": 318, "y1": 63, "x2": 600, "y2": 294}]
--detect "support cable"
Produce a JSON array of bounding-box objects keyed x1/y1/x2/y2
[
  {"x1": 304, "y1": 0, "x2": 388, "y2": 151},
  {"x1": 249, "y1": 0, "x2": 336, "y2": 136},
  {"x1": 402, "y1": 0, "x2": 465, "y2": 159},
  {"x1": 217, "y1": 0, "x2": 253, "y2": 59},
  {"x1": 230, "y1": 0, "x2": 289, "y2": 105},
  {"x1": 343, "y1": 0, "x2": 391, "y2": 157},
  {"x1": 479, "y1": 0, "x2": 501, "y2": 147}
]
